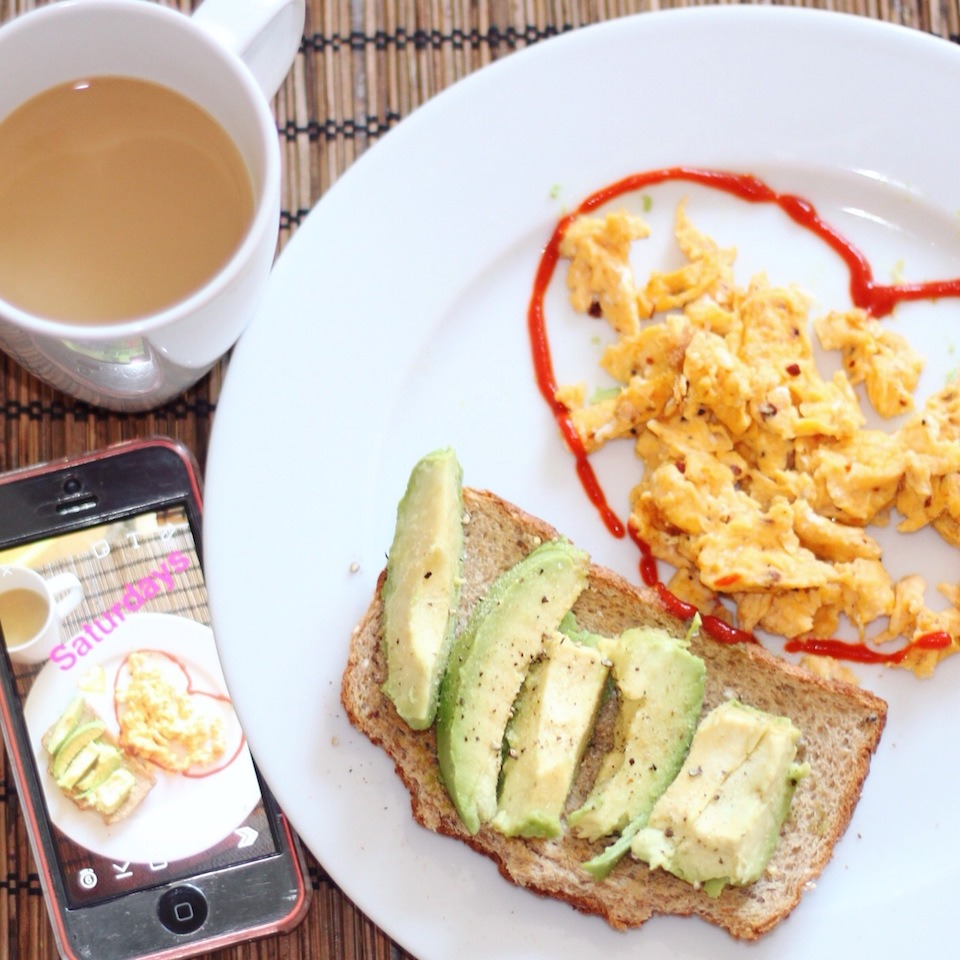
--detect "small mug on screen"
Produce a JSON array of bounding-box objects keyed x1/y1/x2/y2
[
  {"x1": 0, "y1": 567, "x2": 85, "y2": 665},
  {"x1": 0, "y1": 0, "x2": 305, "y2": 411}
]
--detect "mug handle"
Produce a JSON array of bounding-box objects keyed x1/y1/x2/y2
[
  {"x1": 192, "y1": 0, "x2": 305, "y2": 100},
  {"x1": 46, "y1": 572, "x2": 85, "y2": 621}
]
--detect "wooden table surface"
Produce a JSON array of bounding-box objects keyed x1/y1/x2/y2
[{"x1": 0, "y1": 1, "x2": 957, "y2": 958}]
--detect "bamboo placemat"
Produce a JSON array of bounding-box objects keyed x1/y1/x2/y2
[{"x1": 0, "y1": 0, "x2": 958, "y2": 958}]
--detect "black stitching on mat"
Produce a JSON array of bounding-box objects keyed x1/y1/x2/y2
[
  {"x1": 301, "y1": 25, "x2": 960, "y2": 60},
  {"x1": 280, "y1": 209, "x2": 312, "y2": 230},
  {"x1": 302, "y1": 26, "x2": 958, "y2": 56},
  {"x1": 0, "y1": 398, "x2": 216, "y2": 422},
  {"x1": 2, "y1": 874, "x2": 43, "y2": 895},
  {"x1": 281, "y1": 25, "x2": 581, "y2": 157},
  {"x1": 278, "y1": 113, "x2": 403, "y2": 144},
  {"x1": 302, "y1": 24, "x2": 575, "y2": 55}
]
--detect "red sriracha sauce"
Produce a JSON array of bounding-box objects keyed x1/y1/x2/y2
[{"x1": 528, "y1": 167, "x2": 960, "y2": 664}]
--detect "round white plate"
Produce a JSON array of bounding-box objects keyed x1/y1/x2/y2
[
  {"x1": 25, "y1": 612, "x2": 259, "y2": 864},
  {"x1": 204, "y1": 7, "x2": 960, "y2": 958}
]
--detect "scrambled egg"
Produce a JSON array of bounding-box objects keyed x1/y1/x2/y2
[
  {"x1": 555, "y1": 203, "x2": 960, "y2": 677},
  {"x1": 116, "y1": 651, "x2": 228, "y2": 772}
]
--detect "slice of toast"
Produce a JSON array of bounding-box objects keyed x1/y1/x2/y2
[
  {"x1": 42, "y1": 699, "x2": 156, "y2": 825},
  {"x1": 341, "y1": 487, "x2": 887, "y2": 940}
]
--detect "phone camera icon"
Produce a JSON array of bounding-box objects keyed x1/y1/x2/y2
[{"x1": 78, "y1": 868, "x2": 98, "y2": 890}]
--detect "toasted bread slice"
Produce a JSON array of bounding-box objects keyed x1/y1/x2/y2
[
  {"x1": 341, "y1": 487, "x2": 887, "y2": 940},
  {"x1": 42, "y1": 699, "x2": 156, "y2": 825}
]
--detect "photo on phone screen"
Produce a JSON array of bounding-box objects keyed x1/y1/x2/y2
[{"x1": 0, "y1": 501, "x2": 279, "y2": 910}]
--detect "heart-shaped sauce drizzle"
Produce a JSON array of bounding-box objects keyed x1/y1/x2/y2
[{"x1": 113, "y1": 648, "x2": 246, "y2": 778}]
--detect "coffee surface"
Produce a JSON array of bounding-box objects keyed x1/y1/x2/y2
[
  {"x1": 0, "y1": 587, "x2": 49, "y2": 649},
  {"x1": 0, "y1": 76, "x2": 254, "y2": 324}
]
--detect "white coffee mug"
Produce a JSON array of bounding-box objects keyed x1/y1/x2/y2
[
  {"x1": 0, "y1": 566, "x2": 85, "y2": 665},
  {"x1": 0, "y1": 0, "x2": 305, "y2": 411}
]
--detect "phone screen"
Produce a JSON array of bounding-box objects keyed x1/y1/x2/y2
[{"x1": 0, "y1": 502, "x2": 280, "y2": 909}]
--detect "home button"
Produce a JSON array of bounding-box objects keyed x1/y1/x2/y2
[{"x1": 157, "y1": 885, "x2": 208, "y2": 935}]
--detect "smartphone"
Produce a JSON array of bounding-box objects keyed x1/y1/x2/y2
[{"x1": 0, "y1": 437, "x2": 309, "y2": 960}]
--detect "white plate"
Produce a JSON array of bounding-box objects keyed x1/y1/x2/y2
[
  {"x1": 204, "y1": 7, "x2": 960, "y2": 958},
  {"x1": 25, "y1": 613, "x2": 259, "y2": 864}
]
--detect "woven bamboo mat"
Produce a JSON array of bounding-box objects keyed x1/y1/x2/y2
[{"x1": 0, "y1": 0, "x2": 958, "y2": 958}]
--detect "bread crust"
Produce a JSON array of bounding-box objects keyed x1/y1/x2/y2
[{"x1": 341, "y1": 488, "x2": 887, "y2": 940}]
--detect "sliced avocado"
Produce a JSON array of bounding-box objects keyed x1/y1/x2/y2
[
  {"x1": 51, "y1": 719, "x2": 108, "y2": 780},
  {"x1": 559, "y1": 611, "x2": 617, "y2": 705},
  {"x1": 569, "y1": 626, "x2": 705, "y2": 844},
  {"x1": 631, "y1": 699, "x2": 808, "y2": 894},
  {"x1": 580, "y1": 818, "x2": 644, "y2": 880},
  {"x1": 492, "y1": 628, "x2": 609, "y2": 839},
  {"x1": 436, "y1": 539, "x2": 589, "y2": 834},
  {"x1": 381, "y1": 448, "x2": 464, "y2": 730},
  {"x1": 44, "y1": 696, "x2": 86, "y2": 756},
  {"x1": 74, "y1": 743, "x2": 124, "y2": 794},
  {"x1": 90, "y1": 767, "x2": 137, "y2": 817},
  {"x1": 55, "y1": 742, "x2": 102, "y2": 792},
  {"x1": 558, "y1": 612, "x2": 602, "y2": 649}
]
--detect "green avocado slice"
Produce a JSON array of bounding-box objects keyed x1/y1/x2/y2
[
  {"x1": 569, "y1": 626, "x2": 705, "y2": 860},
  {"x1": 436, "y1": 539, "x2": 589, "y2": 835},
  {"x1": 492, "y1": 628, "x2": 609, "y2": 839},
  {"x1": 44, "y1": 696, "x2": 86, "y2": 756},
  {"x1": 90, "y1": 767, "x2": 137, "y2": 817},
  {"x1": 381, "y1": 448, "x2": 464, "y2": 730},
  {"x1": 631, "y1": 699, "x2": 808, "y2": 894},
  {"x1": 55, "y1": 742, "x2": 102, "y2": 791},
  {"x1": 51, "y1": 719, "x2": 108, "y2": 780},
  {"x1": 74, "y1": 743, "x2": 125, "y2": 794}
]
